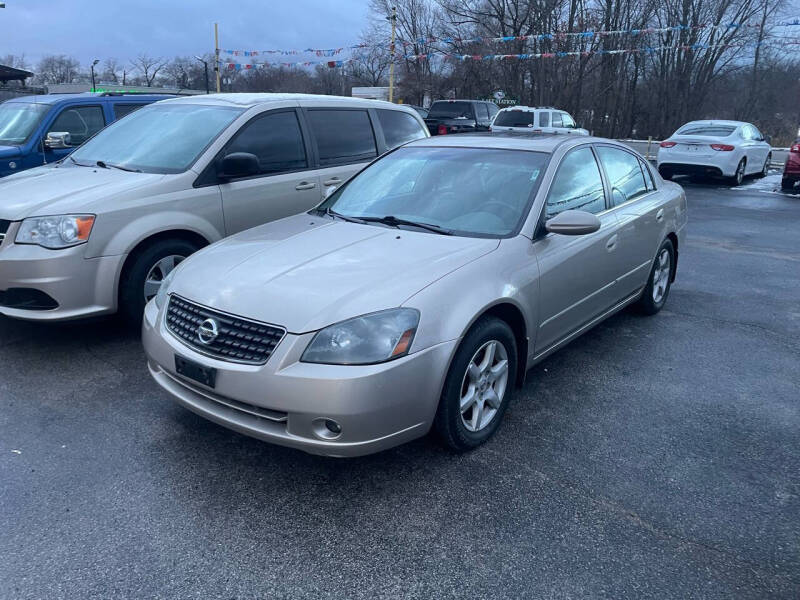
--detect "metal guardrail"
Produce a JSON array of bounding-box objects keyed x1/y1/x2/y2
[{"x1": 617, "y1": 138, "x2": 788, "y2": 167}]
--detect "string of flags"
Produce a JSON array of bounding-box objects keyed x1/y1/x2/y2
[
  {"x1": 219, "y1": 19, "x2": 800, "y2": 58},
  {"x1": 223, "y1": 59, "x2": 353, "y2": 70}
]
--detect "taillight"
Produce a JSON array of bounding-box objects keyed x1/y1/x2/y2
[
  {"x1": 710, "y1": 143, "x2": 735, "y2": 151},
  {"x1": 791, "y1": 144, "x2": 800, "y2": 153},
  {"x1": 660, "y1": 141, "x2": 676, "y2": 148},
  {"x1": 437, "y1": 125, "x2": 448, "y2": 135}
]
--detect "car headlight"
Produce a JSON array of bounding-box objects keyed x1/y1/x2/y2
[
  {"x1": 15, "y1": 215, "x2": 95, "y2": 249},
  {"x1": 154, "y1": 267, "x2": 178, "y2": 310},
  {"x1": 301, "y1": 308, "x2": 420, "y2": 365}
]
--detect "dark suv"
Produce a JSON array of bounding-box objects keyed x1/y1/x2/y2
[{"x1": 424, "y1": 100, "x2": 499, "y2": 135}]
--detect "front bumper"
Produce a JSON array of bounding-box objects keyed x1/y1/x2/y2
[
  {"x1": 142, "y1": 299, "x2": 458, "y2": 457},
  {"x1": 0, "y1": 223, "x2": 122, "y2": 321}
]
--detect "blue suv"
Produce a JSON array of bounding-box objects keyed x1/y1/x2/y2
[{"x1": 0, "y1": 93, "x2": 172, "y2": 177}]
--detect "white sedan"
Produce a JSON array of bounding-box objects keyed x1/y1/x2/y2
[{"x1": 657, "y1": 120, "x2": 772, "y2": 186}]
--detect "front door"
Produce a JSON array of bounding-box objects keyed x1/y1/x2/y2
[
  {"x1": 43, "y1": 104, "x2": 106, "y2": 164},
  {"x1": 533, "y1": 146, "x2": 623, "y2": 354},
  {"x1": 218, "y1": 109, "x2": 323, "y2": 235}
]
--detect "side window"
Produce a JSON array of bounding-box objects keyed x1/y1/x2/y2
[
  {"x1": 113, "y1": 104, "x2": 146, "y2": 120},
  {"x1": 561, "y1": 113, "x2": 576, "y2": 128},
  {"x1": 750, "y1": 125, "x2": 763, "y2": 141},
  {"x1": 545, "y1": 147, "x2": 606, "y2": 218},
  {"x1": 741, "y1": 125, "x2": 754, "y2": 140},
  {"x1": 487, "y1": 103, "x2": 499, "y2": 118},
  {"x1": 376, "y1": 109, "x2": 426, "y2": 149},
  {"x1": 551, "y1": 112, "x2": 563, "y2": 128},
  {"x1": 639, "y1": 158, "x2": 656, "y2": 191},
  {"x1": 47, "y1": 105, "x2": 105, "y2": 146},
  {"x1": 538, "y1": 111, "x2": 550, "y2": 128},
  {"x1": 596, "y1": 146, "x2": 649, "y2": 206},
  {"x1": 307, "y1": 109, "x2": 377, "y2": 166},
  {"x1": 226, "y1": 111, "x2": 307, "y2": 175},
  {"x1": 477, "y1": 103, "x2": 490, "y2": 123}
]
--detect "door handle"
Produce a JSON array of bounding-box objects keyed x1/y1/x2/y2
[
  {"x1": 295, "y1": 182, "x2": 316, "y2": 191},
  {"x1": 606, "y1": 234, "x2": 618, "y2": 252},
  {"x1": 656, "y1": 208, "x2": 665, "y2": 222},
  {"x1": 323, "y1": 177, "x2": 341, "y2": 186}
]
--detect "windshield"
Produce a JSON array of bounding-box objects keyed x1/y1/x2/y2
[
  {"x1": 493, "y1": 111, "x2": 535, "y2": 127},
  {"x1": 319, "y1": 146, "x2": 549, "y2": 237},
  {"x1": 676, "y1": 125, "x2": 736, "y2": 137},
  {"x1": 70, "y1": 103, "x2": 243, "y2": 173},
  {"x1": 428, "y1": 102, "x2": 474, "y2": 119},
  {"x1": 0, "y1": 102, "x2": 49, "y2": 145}
]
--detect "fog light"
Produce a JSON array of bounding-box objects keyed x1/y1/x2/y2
[
  {"x1": 312, "y1": 417, "x2": 342, "y2": 440},
  {"x1": 325, "y1": 419, "x2": 341, "y2": 434}
]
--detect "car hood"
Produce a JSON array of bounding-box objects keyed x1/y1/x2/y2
[
  {"x1": 0, "y1": 165, "x2": 166, "y2": 220},
  {"x1": 170, "y1": 213, "x2": 499, "y2": 334},
  {"x1": 0, "y1": 145, "x2": 20, "y2": 159}
]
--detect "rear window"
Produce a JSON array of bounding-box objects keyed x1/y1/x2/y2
[
  {"x1": 113, "y1": 104, "x2": 146, "y2": 120},
  {"x1": 538, "y1": 112, "x2": 550, "y2": 127},
  {"x1": 677, "y1": 125, "x2": 736, "y2": 137},
  {"x1": 307, "y1": 109, "x2": 377, "y2": 166},
  {"x1": 493, "y1": 111, "x2": 534, "y2": 127},
  {"x1": 376, "y1": 109, "x2": 426, "y2": 149},
  {"x1": 428, "y1": 101, "x2": 474, "y2": 119}
]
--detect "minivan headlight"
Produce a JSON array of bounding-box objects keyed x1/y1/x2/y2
[
  {"x1": 15, "y1": 215, "x2": 95, "y2": 249},
  {"x1": 301, "y1": 308, "x2": 419, "y2": 365}
]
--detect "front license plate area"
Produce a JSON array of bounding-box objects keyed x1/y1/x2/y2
[{"x1": 175, "y1": 355, "x2": 217, "y2": 388}]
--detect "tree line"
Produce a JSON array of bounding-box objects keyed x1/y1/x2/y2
[{"x1": 2, "y1": 0, "x2": 798, "y2": 144}]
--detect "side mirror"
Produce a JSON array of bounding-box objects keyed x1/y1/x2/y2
[
  {"x1": 545, "y1": 209, "x2": 601, "y2": 236},
  {"x1": 217, "y1": 152, "x2": 260, "y2": 180},
  {"x1": 44, "y1": 132, "x2": 72, "y2": 149}
]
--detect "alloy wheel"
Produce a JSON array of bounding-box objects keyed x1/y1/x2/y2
[
  {"x1": 143, "y1": 255, "x2": 185, "y2": 302},
  {"x1": 459, "y1": 340, "x2": 509, "y2": 432},
  {"x1": 735, "y1": 161, "x2": 745, "y2": 185},
  {"x1": 651, "y1": 248, "x2": 671, "y2": 304}
]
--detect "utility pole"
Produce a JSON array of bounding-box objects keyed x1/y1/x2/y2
[
  {"x1": 214, "y1": 23, "x2": 221, "y2": 93},
  {"x1": 90, "y1": 59, "x2": 99, "y2": 92},
  {"x1": 195, "y1": 56, "x2": 210, "y2": 93},
  {"x1": 388, "y1": 6, "x2": 396, "y2": 103}
]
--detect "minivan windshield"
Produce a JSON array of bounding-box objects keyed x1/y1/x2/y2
[
  {"x1": 0, "y1": 102, "x2": 49, "y2": 145},
  {"x1": 319, "y1": 146, "x2": 549, "y2": 238},
  {"x1": 428, "y1": 102, "x2": 474, "y2": 119},
  {"x1": 493, "y1": 111, "x2": 535, "y2": 127},
  {"x1": 69, "y1": 103, "x2": 243, "y2": 174}
]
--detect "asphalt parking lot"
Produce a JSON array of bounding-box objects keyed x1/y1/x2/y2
[{"x1": 1, "y1": 173, "x2": 798, "y2": 599}]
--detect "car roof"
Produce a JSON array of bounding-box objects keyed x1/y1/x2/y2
[
  {"x1": 7, "y1": 92, "x2": 173, "y2": 105},
  {"x1": 497, "y1": 106, "x2": 560, "y2": 113},
  {"x1": 158, "y1": 92, "x2": 415, "y2": 111},
  {"x1": 404, "y1": 132, "x2": 607, "y2": 153}
]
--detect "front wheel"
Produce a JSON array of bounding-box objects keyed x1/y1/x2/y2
[
  {"x1": 635, "y1": 238, "x2": 674, "y2": 315},
  {"x1": 782, "y1": 177, "x2": 797, "y2": 192},
  {"x1": 119, "y1": 238, "x2": 199, "y2": 325},
  {"x1": 435, "y1": 317, "x2": 518, "y2": 452}
]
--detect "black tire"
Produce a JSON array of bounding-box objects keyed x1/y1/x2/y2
[
  {"x1": 434, "y1": 316, "x2": 518, "y2": 452},
  {"x1": 118, "y1": 238, "x2": 199, "y2": 325},
  {"x1": 636, "y1": 238, "x2": 675, "y2": 316},
  {"x1": 659, "y1": 169, "x2": 673, "y2": 181},
  {"x1": 782, "y1": 177, "x2": 797, "y2": 192},
  {"x1": 729, "y1": 159, "x2": 746, "y2": 186},
  {"x1": 755, "y1": 153, "x2": 771, "y2": 178}
]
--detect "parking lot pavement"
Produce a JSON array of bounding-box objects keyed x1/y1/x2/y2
[{"x1": 1, "y1": 179, "x2": 798, "y2": 599}]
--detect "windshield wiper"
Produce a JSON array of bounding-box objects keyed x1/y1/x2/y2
[
  {"x1": 357, "y1": 215, "x2": 453, "y2": 235},
  {"x1": 96, "y1": 160, "x2": 141, "y2": 173},
  {"x1": 324, "y1": 207, "x2": 366, "y2": 224},
  {"x1": 68, "y1": 156, "x2": 92, "y2": 167}
]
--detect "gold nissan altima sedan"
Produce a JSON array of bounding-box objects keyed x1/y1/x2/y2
[{"x1": 142, "y1": 134, "x2": 687, "y2": 457}]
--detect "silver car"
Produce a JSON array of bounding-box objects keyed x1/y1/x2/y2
[{"x1": 143, "y1": 134, "x2": 687, "y2": 457}]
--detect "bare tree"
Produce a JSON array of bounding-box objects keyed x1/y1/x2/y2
[
  {"x1": 36, "y1": 55, "x2": 81, "y2": 84},
  {"x1": 130, "y1": 54, "x2": 167, "y2": 87}
]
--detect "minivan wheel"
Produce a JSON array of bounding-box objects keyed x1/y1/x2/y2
[
  {"x1": 635, "y1": 238, "x2": 674, "y2": 316},
  {"x1": 119, "y1": 238, "x2": 199, "y2": 325},
  {"x1": 435, "y1": 316, "x2": 517, "y2": 452},
  {"x1": 730, "y1": 159, "x2": 745, "y2": 186}
]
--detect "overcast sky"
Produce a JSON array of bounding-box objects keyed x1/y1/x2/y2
[{"x1": 1, "y1": 0, "x2": 373, "y2": 67}]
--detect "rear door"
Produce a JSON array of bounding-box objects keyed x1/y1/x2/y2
[
  {"x1": 595, "y1": 144, "x2": 661, "y2": 295},
  {"x1": 217, "y1": 108, "x2": 321, "y2": 234},
  {"x1": 303, "y1": 106, "x2": 379, "y2": 194},
  {"x1": 532, "y1": 145, "x2": 623, "y2": 354}
]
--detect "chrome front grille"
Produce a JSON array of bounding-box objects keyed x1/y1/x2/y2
[
  {"x1": 166, "y1": 295, "x2": 285, "y2": 365},
  {"x1": 0, "y1": 220, "x2": 9, "y2": 244}
]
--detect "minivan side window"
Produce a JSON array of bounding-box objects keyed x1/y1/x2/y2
[
  {"x1": 538, "y1": 112, "x2": 550, "y2": 127},
  {"x1": 113, "y1": 104, "x2": 146, "y2": 120},
  {"x1": 47, "y1": 105, "x2": 105, "y2": 146},
  {"x1": 596, "y1": 146, "x2": 649, "y2": 206},
  {"x1": 545, "y1": 147, "x2": 606, "y2": 218},
  {"x1": 226, "y1": 111, "x2": 307, "y2": 175},
  {"x1": 376, "y1": 109, "x2": 426, "y2": 149},
  {"x1": 551, "y1": 112, "x2": 563, "y2": 128},
  {"x1": 307, "y1": 109, "x2": 377, "y2": 166}
]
